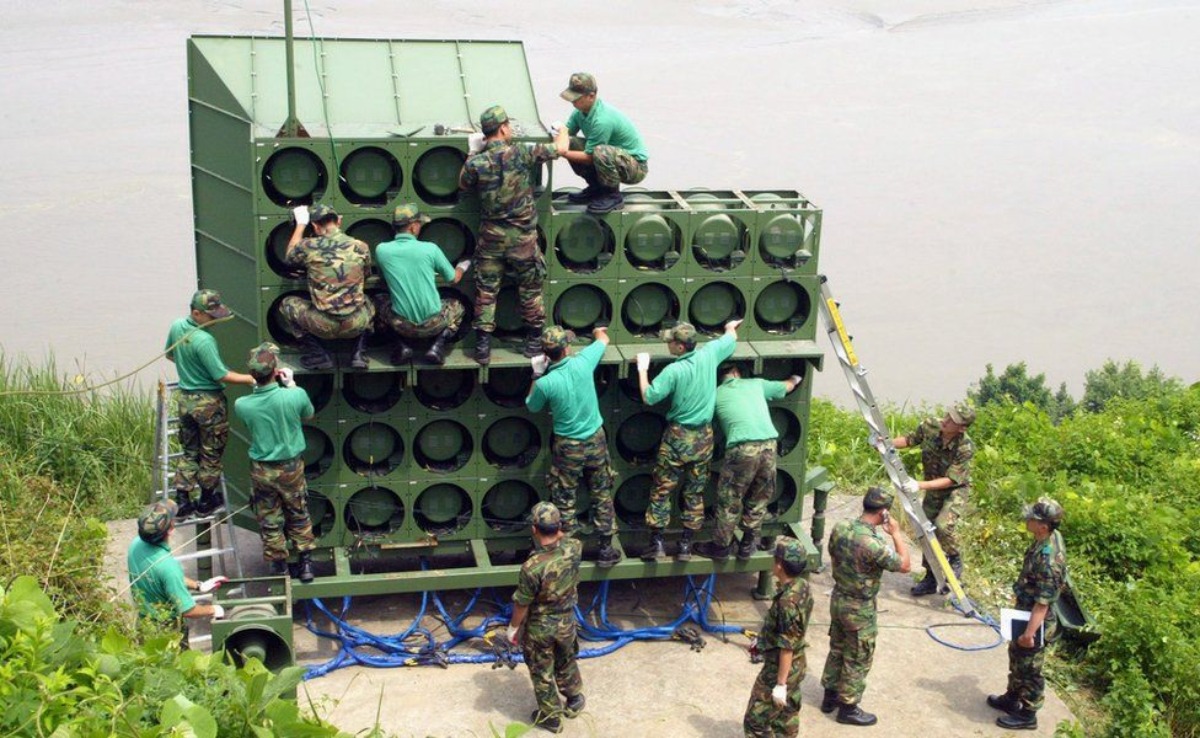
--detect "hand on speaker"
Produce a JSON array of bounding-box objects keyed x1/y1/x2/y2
[
  {"x1": 199, "y1": 576, "x2": 228, "y2": 594},
  {"x1": 636, "y1": 353, "x2": 650, "y2": 372},
  {"x1": 293, "y1": 205, "x2": 310, "y2": 226},
  {"x1": 455, "y1": 259, "x2": 472, "y2": 274},
  {"x1": 467, "y1": 132, "x2": 486, "y2": 155},
  {"x1": 211, "y1": 604, "x2": 226, "y2": 620},
  {"x1": 531, "y1": 355, "x2": 550, "y2": 377}
]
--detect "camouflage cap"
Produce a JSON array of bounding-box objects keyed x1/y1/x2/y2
[
  {"x1": 310, "y1": 204, "x2": 338, "y2": 222},
  {"x1": 774, "y1": 537, "x2": 807, "y2": 569},
  {"x1": 190, "y1": 289, "x2": 231, "y2": 319},
  {"x1": 247, "y1": 341, "x2": 280, "y2": 377},
  {"x1": 863, "y1": 486, "x2": 894, "y2": 510},
  {"x1": 560, "y1": 72, "x2": 597, "y2": 102},
  {"x1": 1023, "y1": 497, "x2": 1064, "y2": 525},
  {"x1": 138, "y1": 499, "x2": 178, "y2": 542},
  {"x1": 530, "y1": 501, "x2": 562, "y2": 529},
  {"x1": 479, "y1": 105, "x2": 509, "y2": 134},
  {"x1": 541, "y1": 326, "x2": 576, "y2": 352},
  {"x1": 392, "y1": 203, "x2": 431, "y2": 227},
  {"x1": 659, "y1": 322, "x2": 697, "y2": 344},
  {"x1": 947, "y1": 402, "x2": 977, "y2": 427}
]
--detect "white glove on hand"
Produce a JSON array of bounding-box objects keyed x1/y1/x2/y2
[
  {"x1": 198, "y1": 576, "x2": 228, "y2": 594},
  {"x1": 455, "y1": 259, "x2": 472, "y2": 274},
  {"x1": 771, "y1": 684, "x2": 787, "y2": 708},
  {"x1": 636, "y1": 353, "x2": 651, "y2": 372},
  {"x1": 276, "y1": 367, "x2": 296, "y2": 388},
  {"x1": 467, "y1": 131, "x2": 486, "y2": 155},
  {"x1": 293, "y1": 205, "x2": 310, "y2": 226},
  {"x1": 725, "y1": 318, "x2": 744, "y2": 333},
  {"x1": 549, "y1": 121, "x2": 564, "y2": 137},
  {"x1": 506, "y1": 625, "x2": 519, "y2": 645},
  {"x1": 531, "y1": 355, "x2": 550, "y2": 377},
  {"x1": 212, "y1": 604, "x2": 226, "y2": 620},
  {"x1": 901, "y1": 478, "x2": 920, "y2": 496},
  {"x1": 787, "y1": 374, "x2": 802, "y2": 388},
  {"x1": 867, "y1": 431, "x2": 885, "y2": 452}
]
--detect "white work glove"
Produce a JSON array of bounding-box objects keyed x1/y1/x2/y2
[
  {"x1": 725, "y1": 318, "x2": 744, "y2": 333},
  {"x1": 771, "y1": 684, "x2": 787, "y2": 708},
  {"x1": 506, "y1": 625, "x2": 519, "y2": 645},
  {"x1": 293, "y1": 205, "x2": 310, "y2": 226},
  {"x1": 549, "y1": 121, "x2": 565, "y2": 137},
  {"x1": 467, "y1": 131, "x2": 486, "y2": 155},
  {"x1": 901, "y1": 478, "x2": 920, "y2": 496},
  {"x1": 212, "y1": 604, "x2": 226, "y2": 620},
  {"x1": 276, "y1": 367, "x2": 296, "y2": 388},
  {"x1": 787, "y1": 374, "x2": 802, "y2": 388},
  {"x1": 636, "y1": 352, "x2": 650, "y2": 372},
  {"x1": 198, "y1": 576, "x2": 228, "y2": 594},
  {"x1": 530, "y1": 355, "x2": 550, "y2": 377},
  {"x1": 455, "y1": 259, "x2": 472, "y2": 274},
  {"x1": 867, "y1": 431, "x2": 885, "y2": 452}
]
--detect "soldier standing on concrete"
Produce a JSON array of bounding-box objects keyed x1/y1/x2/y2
[
  {"x1": 280, "y1": 204, "x2": 374, "y2": 371},
  {"x1": 743, "y1": 537, "x2": 814, "y2": 738},
  {"x1": 458, "y1": 104, "x2": 564, "y2": 365},
  {"x1": 988, "y1": 498, "x2": 1067, "y2": 731},
  {"x1": 507, "y1": 502, "x2": 585, "y2": 734},
  {"x1": 526, "y1": 326, "x2": 621, "y2": 568},
  {"x1": 233, "y1": 343, "x2": 317, "y2": 583},
  {"x1": 635, "y1": 319, "x2": 741, "y2": 561},
  {"x1": 820, "y1": 487, "x2": 911, "y2": 726},
  {"x1": 890, "y1": 402, "x2": 976, "y2": 596},
  {"x1": 373, "y1": 203, "x2": 472, "y2": 366},
  {"x1": 557, "y1": 72, "x2": 649, "y2": 214},
  {"x1": 695, "y1": 364, "x2": 803, "y2": 561},
  {"x1": 164, "y1": 289, "x2": 256, "y2": 519}
]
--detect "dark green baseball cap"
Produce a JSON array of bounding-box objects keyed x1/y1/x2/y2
[
  {"x1": 190, "y1": 289, "x2": 231, "y2": 319},
  {"x1": 774, "y1": 537, "x2": 807, "y2": 568},
  {"x1": 393, "y1": 203, "x2": 431, "y2": 227},
  {"x1": 561, "y1": 72, "x2": 597, "y2": 102},
  {"x1": 310, "y1": 203, "x2": 338, "y2": 222},
  {"x1": 540, "y1": 326, "x2": 575, "y2": 352},
  {"x1": 247, "y1": 341, "x2": 280, "y2": 378},
  {"x1": 863, "y1": 486, "x2": 894, "y2": 510},
  {"x1": 660, "y1": 322, "x2": 697, "y2": 344},
  {"x1": 138, "y1": 499, "x2": 178, "y2": 543},
  {"x1": 1023, "y1": 498, "x2": 1063, "y2": 525},
  {"x1": 948, "y1": 402, "x2": 976, "y2": 426},
  {"x1": 530, "y1": 501, "x2": 562, "y2": 529},
  {"x1": 480, "y1": 105, "x2": 509, "y2": 134}
]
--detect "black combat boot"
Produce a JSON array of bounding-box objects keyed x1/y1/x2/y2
[
  {"x1": 473, "y1": 330, "x2": 492, "y2": 366},
  {"x1": 676, "y1": 529, "x2": 694, "y2": 561},
  {"x1": 173, "y1": 493, "x2": 197, "y2": 521},
  {"x1": 736, "y1": 532, "x2": 759, "y2": 561},
  {"x1": 996, "y1": 709, "x2": 1038, "y2": 730},
  {"x1": 348, "y1": 333, "x2": 369, "y2": 370},
  {"x1": 195, "y1": 488, "x2": 224, "y2": 516},
  {"x1": 820, "y1": 689, "x2": 839, "y2": 714},
  {"x1": 299, "y1": 335, "x2": 334, "y2": 371},
  {"x1": 566, "y1": 174, "x2": 601, "y2": 204},
  {"x1": 693, "y1": 539, "x2": 734, "y2": 561},
  {"x1": 296, "y1": 552, "x2": 314, "y2": 584},
  {"x1": 391, "y1": 340, "x2": 413, "y2": 365},
  {"x1": 269, "y1": 560, "x2": 289, "y2": 576},
  {"x1": 911, "y1": 570, "x2": 939, "y2": 597},
  {"x1": 596, "y1": 537, "x2": 622, "y2": 568},
  {"x1": 586, "y1": 186, "x2": 624, "y2": 214},
  {"x1": 523, "y1": 327, "x2": 544, "y2": 358},
  {"x1": 529, "y1": 709, "x2": 563, "y2": 734},
  {"x1": 641, "y1": 529, "x2": 666, "y2": 561},
  {"x1": 987, "y1": 692, "x2": 1020, "y2": 714},
  {"x1": 423, "y1": 329, "x2": 454, "y2": 365},
  {"x1": 836, "y1": 704, "x2": 878, "y2": 726},
  {"x1": 564, "y1": 693, "x2": 586, "y2": 717}
]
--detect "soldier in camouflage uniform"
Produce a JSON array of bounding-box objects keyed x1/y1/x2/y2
[
  {"x1": 281, "y1": 203, "x2": 374, "y2": 371},
  {"x1": 988, "y1": 498, "x2": 1067, "y2": 731},
  {"x1": 458, "y1": 104, "x2": 564, "y2": 365},
  {"x1": 635, "y1": 320, "x2": 740, "y2": 561},
  {"x1": 743, "y1": 537, "x2": 814, "y2": 738},
  {"x1": 164, "y1": 289, "x2": 255, "y2": 519},
  {"x1": 695, "y1": 364, "x2": 804, "y2": 561},
  {"x1": 526, "y1": 326, "x2": 621, "y2": 567},
  {"x1": 232, "y1": 343, "x2": 318, "y2": 583},
  {"x1": 558, "y1": 72, "x2": 649, "y2": 214},
  {"x1": 820, "y1": 487, "x2": 911, "y2": 726},
  {"x1": 507, "y1": 502, "x2": 585, "y2": 734},
  {"x1": 891, "y1": 401, "x2": 976, "y2": 596}
]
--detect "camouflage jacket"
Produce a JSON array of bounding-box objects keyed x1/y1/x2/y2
[
  {"x1": 828, "y1": 518, "x2": 903, "y2": 632},
  {"x1": 905, "y1": 418, "x2": 974, "y2": 489},
  {"x1": 459, "y1": 140, "x2": 557, "y2": 237},
  {"x1": 757, "y1": 575, "x2": 813, "y2": 655},
  {"x1": 1013, "y1": 530, "x2": 1067, "y2": 628},
  {"x1": 286, "y1": 227, "x2": 371, "y2": 316},
  {"x1": 513, "y1": 537, "x2": 582, "y2": 621}
]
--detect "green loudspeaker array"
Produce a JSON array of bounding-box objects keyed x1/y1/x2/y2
[
  {"x1": 304, "y1": 483, "x2": 343, "y2": 546},
  {"x1": 256, "y1": 139, "x2": 333, "y2": 213},
  {"x1": 617, "y1": 191, "x2": 687, "y2": 279},
  {"x1": 407, "y1": 478, "x2": 479, "y2": 541},
  {"x1": 546, "y1": 279, "x2": 617, "y2": 338},
  {"x1": 682, "y1": 190, "x2": 755, "y2": 278},
  {"x1": 332, "y1": 141, "x2": 406, "y2": 209},
  {"x1": 212, "y1": 579, "x2": 294, "y2": 672},
  {"x1": 612, "y1": 279, "x2": 686, "y2": 344},
  {"x1": 547, "y1": 209, "x2": 622, "y2": 279},
  {"x1": 745, "y1": 191, "x2": 821, "y2": 278},
  {"x1": 746, "y1": 275, "x2": 820, "y2": 341}
]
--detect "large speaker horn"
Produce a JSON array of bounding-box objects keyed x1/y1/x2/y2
[{"x1": 212, "y1": 600, "x2": 294, "y2": 672}]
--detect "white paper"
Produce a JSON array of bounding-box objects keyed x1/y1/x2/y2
[{"x1": 1000, "y1": 608, "x2": 1029, "y2": 642}]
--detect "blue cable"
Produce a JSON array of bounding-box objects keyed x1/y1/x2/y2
[{"x1": 924, "y1": 595, "x2": 1004, "y2": 651}]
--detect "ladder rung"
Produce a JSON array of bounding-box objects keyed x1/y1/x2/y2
[
  {"x1": 189, "y1": 634, "x2": 213, "y2": 645},
  {"x1": 175, "y1": 547, "x2": 234, "y2": 562}
]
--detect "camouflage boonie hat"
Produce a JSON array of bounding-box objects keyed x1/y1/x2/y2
[
  {"x1": 863, "y1": 486, "x2": 894, "y2": 510},
  {"x1": 947, "y1": 402, "x2": 977, "y2": 426},
  {"x1": 247, "y1": 341, "x2": 280, "y2": 377},
  {"x1": 138, "y1": 499, "x2": 178, "y2": 542},
  {"x1": 560, "y1": 72, "x2": 597, "y2": 102},
  {"x1": 660, "y1": 322, "x2": 697, "y2": 344},
  {"x1": 774, "y1": 537, "x2": 807, "y2": 569},
  {"x1": 310, "y1": 204, "x2": 338, "y2": 222},
  {"x1": 530, "y1": 501, "x2": 562, "y2": 529},
  {"x1": 392, "y1": 203, "x2": 431, "y2": 227},
  {"x1": 541, "y1": 326, "x2": 575, "y2": 352},
  {"x1": 1023, "y1": 497, "x2": 1064, "y2": 525},
  {"x1": 479, "y1": 105, "x2": 509, "y2": 134},
  {"x1": 190, "y1": 289, "x2": 231, "y2": 319}
]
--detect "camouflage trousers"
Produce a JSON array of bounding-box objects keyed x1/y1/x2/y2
[
  {"x1": 522, "y1": 613, "x2": 582, "y2": 720},
  {"x1": 744, "y1": 647, "x2": 806, "y2": 738},
  {"x1": 645, "y1": 423, "x2": 713, "y2": 531},
  {"x1": 249, "y1": 457, "x2": 316, "y2": 562},
  {"x1": 922, "y1": 485, "x2": 969, "y2": 560},
  {"x1": 372, "y1": 293, "x2": 465, "y2": 339},
  {"x1": 568, "y1": 138, "x2": 649, "y2": 188},
  {"x1": 713, "y1": 440, "x2": 776, "y2": 547},
  {"x1": 1006, "y1": 625, "x2": 1056, "y2": 711},
  {"x1": 173, "y1": 390, "x2": 228, "y2": 502},
  {"x1": 278, "y1": 296, "x2": 374, "y2": 340},
  {"x1": 548, "y1": 428, "x2": 616, "y2": 536},
  {"x1": 473, "y1": 227, "x2": 545, "y2": 333},
  {"x1": 820, "y1": 595, "x2": 878, "y2": 705}
]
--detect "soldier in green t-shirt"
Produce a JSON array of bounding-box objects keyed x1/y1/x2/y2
[
  {"x1": 557, "y1": 72, "x2": 649, "y2": 214},
  {"x1": 506, "y1": 502, "x2": 585, "y2": 734}
]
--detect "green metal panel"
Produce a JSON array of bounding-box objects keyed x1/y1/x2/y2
[
  {"x1": 546, "y1": 279, "x2": 616, "y2": 336},
  {"x1": 611, "y1": 278, "x2": 685, "y2": 344},
  {"x1": 547, "y1": 210, "x2": 620, "y2": 280},
  {"x1": 682, "y1": 191, "x2": 754, "y2": 277},
  {"x1": 744, "y1": 275, "x2": 820, "y2": 341},
  {"x1": 744, "y1": 190, "x2": 821, "y2": 277},
  {"x1": 617, "y1": 191, "x2": 687, "y2": 279}
]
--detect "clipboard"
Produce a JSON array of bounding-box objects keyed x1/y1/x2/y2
[{"x1": 1000, "y1": 608, "x2": 1045, "y2": 647}]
